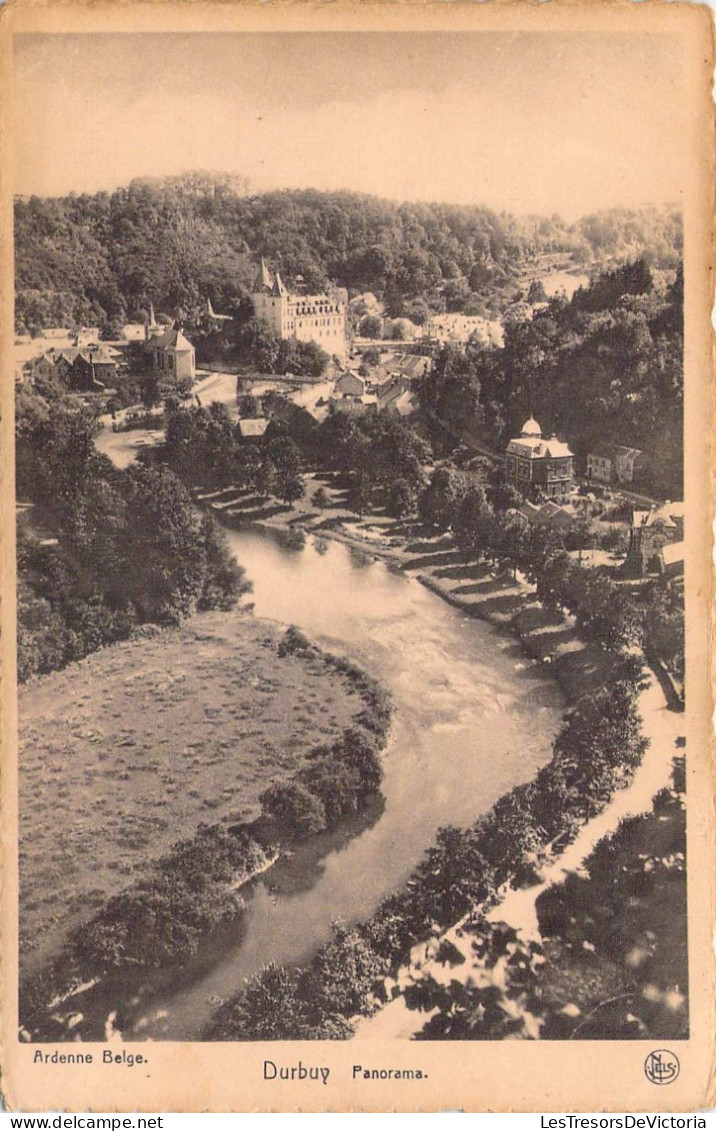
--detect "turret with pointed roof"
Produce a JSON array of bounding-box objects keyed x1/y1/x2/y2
[
  {"x1": 251, "y1": 256, "x2": 347, "y2": 360},
  {"x1": 207, "y1": 297, "x2": 232, "y2": 322}
]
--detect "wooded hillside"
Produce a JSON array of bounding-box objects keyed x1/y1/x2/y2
[{"x1": 14, "y1": 173, "x2": 681, "y2": 333}]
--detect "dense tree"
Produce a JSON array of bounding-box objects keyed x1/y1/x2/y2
[
  {"x1": 534, "y1": 549, "x2": 575, "y2": 611},
  {"x1": 419, "y1": 258, "x2": 682, "y2": 498},
  {"x1": 421, "y1": 344, "x2": 485, "y2": 440},
  {"x1": 418, "y1": 466, "x2": 469, "y2": 531},
  {"x1": 346, "y1": 471, "x2": 373, "y2": 518},
  {"x1": 234, "y1": 317, "x2": 280, "y2": 372},
  {"x1": 266, "y1": 435, "x2": 304, "y2": 505},
  {"x1": 259, "y1": 781, "x2": 327, "y2": 836},
  {"x1": 548, "y1": 681, "x2": 648, "y2": 823},
  {"x1": 405, "y1": 918, "x2": 546, "y2": 1040},
  {"x1": 15, "y1": 177, "x2": 682, "y2": 335},
  {"x1": 385, "y1": 477, "x2": 416, "y2": 519},
  {"x1": 278, "y1": 337, "x2": 330, "y2": 378},
  {"x1": 16, "y1": 388, "x2": 249, "y2": 678},
  {"x1": 452, "y1": 488, "x2": 496, "y2": 561},
  {"x1": 573, "y1": 574, "x2": 644, "y2": 652},
  {"x1": 643, "y1": 584, "x2": 684, "y2": 680},
  {"x1": 210, "y1": 965, "x2": 312, "y2": 1040},
  {"x1": 237, "y1": 393, "x2": 261, "y2": 418},
  {"x1": 358, "y1": 314, "x2": 382, "y2": 338},
  {"x1": 311, "y1": 486, "x2": 330, "y2": 511},
  {"x1": 413, "y1": 826, "x2": 496, "y2": 926},
  {"x1": 299, "y1": 924, "x2": 383, "y2": 1021}
]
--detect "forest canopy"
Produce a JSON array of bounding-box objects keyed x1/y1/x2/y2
[{"x1": 14, "y1": 173, "x2": 682, "y2": 333}]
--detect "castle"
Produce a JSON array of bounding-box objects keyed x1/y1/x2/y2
[{"x1": 252, "y1": 259, "x2": 347, "y2": 360}]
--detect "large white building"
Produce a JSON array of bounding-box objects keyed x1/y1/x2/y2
[{"x1": 252, "y1": 259, "x2": 347, "y2": 360}]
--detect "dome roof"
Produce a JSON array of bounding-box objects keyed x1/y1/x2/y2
[{"x1": 521, "y1": 417, "x2": 542, "y2": 438}]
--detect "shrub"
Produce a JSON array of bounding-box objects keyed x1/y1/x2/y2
[
  {"x1": 311, "y1": 486, "x2": 330, "y2": 510},
  {"x1": 73, "y1": 880, "x2": 244, "y2": 972},
  {"x1": 334, "y1": 728, "x2": 383, "y2": 798},
  {"x1": 296, "y1": 759, "x2": 362, "y2": 825},
  {"x1": 277, "y1": 625, "x2": 312, "y2": 657},
  {"x1": 298, "y1": 923, "x2": 384, "y2": 1019},
  {"x1": 359, "y1": 315, "x2": 382, "y2": 338},
  {"x1": 209, "y1": 964, "x2": 310, "y2": 1040},
  {"x1": 259, "y1": 781, "x2": 327, "y2": 836}
]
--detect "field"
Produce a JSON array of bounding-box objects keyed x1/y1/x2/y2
[{"x1": 19, "y1": 611, "x2": 366, "y2": 978}]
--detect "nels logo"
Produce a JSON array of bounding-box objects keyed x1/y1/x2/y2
[{"x1": 644, "y1": 1050, "x2": 680, "y2": 1086}]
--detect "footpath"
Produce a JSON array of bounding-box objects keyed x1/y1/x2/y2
[{"x1": 352, "y1": 668, "x2": 682, "y2": 1040}]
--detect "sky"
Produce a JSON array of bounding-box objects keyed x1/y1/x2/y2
[{"x1": 13, "y1": 31, "x2": 686, "y2": 218}]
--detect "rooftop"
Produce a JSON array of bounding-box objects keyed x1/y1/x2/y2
[
  {"x1": 633, "y1": 501, "x2": 684, "y2": 529},
  {"x1": 507, "y1": 436, "x2": 574, "y2": 460},
  {"x1": 146, "y1": 327, "x2": 194, "y2": 352},
  {"x1": 237, "y1": 417, "x2": 270, "y2": 438},
  {"x1": 661, "y1": 541, "x2": 685, "y2": 567}
]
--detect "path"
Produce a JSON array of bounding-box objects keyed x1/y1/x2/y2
[{"x1": 353, "y1": 667, "x2": 683, "y2": 1040}]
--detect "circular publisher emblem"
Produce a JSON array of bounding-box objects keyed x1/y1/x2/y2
[{"x1": 644, "y1": 1050, "x2": 680, "y2": 1085}]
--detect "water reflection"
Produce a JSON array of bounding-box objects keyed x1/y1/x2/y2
[{"x1": 110, "y1": 527, "x2": 563, "y2": 1040}]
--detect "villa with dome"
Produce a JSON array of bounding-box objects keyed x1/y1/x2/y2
[{"x1": 505, "y1": 417, "x2": 574, "y2": 499}]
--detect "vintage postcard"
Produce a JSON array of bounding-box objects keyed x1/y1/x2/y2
[{"x1": 0, "y1": 1, "x2": 713, "y2": 1113}]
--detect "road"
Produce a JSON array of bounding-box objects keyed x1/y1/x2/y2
[{"x1": 193, "y1": 369, "x2": 239, "y2": 410}]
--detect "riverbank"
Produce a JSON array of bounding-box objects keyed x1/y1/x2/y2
[
  {"x1": 352, "y1": 669, "x2": 684, "y2": 1040},
  {"x1": 198, "y1": 476, "x2": 609, "y2": 707},
  {"x1": 208, "y1": 631, "x2": 682, "y2": 1041},
  {"x1": 201, "y1": 501, "x2": 684, "y2": 1043},
  {"x1": 19, "y1": 610, "x2": 390, "y2": 1038}
]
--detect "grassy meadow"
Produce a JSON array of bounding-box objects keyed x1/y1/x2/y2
[{"x1": 19, "y1": 611, "x2": 367, "y2": 979}]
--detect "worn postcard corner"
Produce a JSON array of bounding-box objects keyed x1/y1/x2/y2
[{"x1": 0, "y1": 0, "x2": 714, "y2": 1114}]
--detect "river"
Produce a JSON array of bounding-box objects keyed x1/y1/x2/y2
[
  {"x1": 117, "y1": 525, "x2": 563, "y2": 1040},
  {"x1": 540, "y1": 269, "x2": 590, "y2": 299}
]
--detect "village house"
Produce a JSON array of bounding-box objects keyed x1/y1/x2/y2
[
  {"x1": 121, "y1": 322, "x2": 148, "y2": 343},
  {"x1": 427, "y1": 312, "x2": 504, "y2": 348},
  {"x1": 627, "y1": 501, "x2": 684, "y2": 575},
  {"x1": 585, "y1": 445, "x2": 613, "y2": 485},
  {"x1": 505, "y1": 417, "x2": 574, "y2": 499},
  {"x1": 23, "y1": 345, "x2": 120, "y2": 392},
  {"x1": 657, "y1": 541, "x2": 684, "y2": 589},
  {"x1": 329, "y1": 392, "x2": 378, "y2": 417},
  {"x1": 143, "y1": 325, "x2": 196, "y2": 382},
  {"x1": 72, "y1": 327, "x2": 102, "y2": 347},
  {"x1": 517, "y1": 499, "x2": 576, "y2": 532},
  {"x1": 252, "y1": 259, "x2": 347, "y2": 360},
  {"x1": 372, "y1": 373, "x2": 408, "y2": 411},
  {"x1": 70, "y1": 346, "x2": 119, "y2": 391},
  {"x1": 586, "y1": 443, "x2": 646, "y2": 486},
  {"x1": 388, "y1": 353, "x2": 431, "y2": 383},
  {"x1": 334, "y1": 371, "x2": 366, "y2": 398},
  {"x1": 236, "y1": 417, "x2": 270, "y2": 442}
]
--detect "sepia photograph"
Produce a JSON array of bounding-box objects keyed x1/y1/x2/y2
[{"x1": 1, "y1": 2, "x2": 713, "y2": 1113}]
